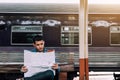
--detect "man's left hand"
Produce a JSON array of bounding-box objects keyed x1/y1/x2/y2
[{"x1": 52, "y1": 63, "x2": 58, "y2": 70}]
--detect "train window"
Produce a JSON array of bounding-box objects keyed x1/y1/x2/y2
[
  {"x1": 63, "y1": 26, "x2": 69, "y2": 31},
  {"x1": 111, "y1": 27, "x2": 118, "y2": 32},
  {"x1": 110, "y1": 26, "x2": 120, "y2": 45},
  {"x1": 11, "y1": 25, "x2": 43, "y2": 45},
  {"x1": 68, "y1": 16, "x2": 76, "y2": 20},
  {"x1": 61, "y1": 26, "x2": 92, "y2": 45},
  {"x1": 88, "y1": 26, "x2": 92, "y2": 45}
]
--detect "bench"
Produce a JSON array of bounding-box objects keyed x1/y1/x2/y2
[{"x1": 1, "y1": 48, "x2": 120, "y2": 80}]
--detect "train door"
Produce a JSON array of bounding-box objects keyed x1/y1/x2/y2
[
  {"x1": 43, "y1": 26, "x2": 61, "y2": 47},
  {"x1": 92, "y1": 27, "x2": 109, "y2": 46}
]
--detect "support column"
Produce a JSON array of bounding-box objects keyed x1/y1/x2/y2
[{"x1": 79, "y1": 0, "x2": 89, "y2": 80}]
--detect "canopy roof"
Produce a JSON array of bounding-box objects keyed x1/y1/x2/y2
[{"x1": 0, "y1": 3, "x2": 119, "y2": 14}]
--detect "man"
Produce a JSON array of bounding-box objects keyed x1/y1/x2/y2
[{"x1": 21, "y1": 35, "x2": 59, "y2": 80}]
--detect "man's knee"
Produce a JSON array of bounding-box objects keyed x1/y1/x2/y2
[
  {"x1": 45, "y1": 70, "x2": 54, "y2": 78},
  {"x1": 24, "y1": 70, "x2": 54, "y2": 80}
]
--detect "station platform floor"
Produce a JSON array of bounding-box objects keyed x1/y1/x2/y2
[
  {"x1": 73, "y1": 75, "x2": 114, "y2": 80},
  {"x1": 73, "y1": 72, "x2": 120, "y2": 80}
]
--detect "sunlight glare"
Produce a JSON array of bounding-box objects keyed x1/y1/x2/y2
[
  {"x1": 89, "y1": 0, "x2": 120, "y2": 4},
  {"x1": 0, "y1": 0, "x2": 79, "y2": 3},
  {"x1": 0, "y1": 0, "x2": 120, "y2": 4}
]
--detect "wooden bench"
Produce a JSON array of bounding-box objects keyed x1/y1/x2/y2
[{"x1": 1, "y1": 49, "x2": 120, "y2": 80}]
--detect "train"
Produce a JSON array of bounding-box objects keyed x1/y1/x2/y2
[{"x1": 0, "y1": 3, "x2": 119, "y2": 47}]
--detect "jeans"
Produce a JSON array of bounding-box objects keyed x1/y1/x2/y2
[{"x1": 24, "y1": 70, "x2": 54, "y2": 80}]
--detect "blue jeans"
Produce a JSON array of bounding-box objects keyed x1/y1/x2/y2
[{"x1": 24, "y1": 70, "x2": 54, "y2": 80}]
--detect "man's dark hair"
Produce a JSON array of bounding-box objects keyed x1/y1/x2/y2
[{"x1": 32, "y1": 35, "x2": 44, "y2": 43}]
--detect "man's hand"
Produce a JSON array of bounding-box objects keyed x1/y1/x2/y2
[
  {"x1": 51, "y1": 63, "x2": 58, "y2": 70},
  {"x1": 21, "y1": 66, "x2": 28, "y2": 73}
]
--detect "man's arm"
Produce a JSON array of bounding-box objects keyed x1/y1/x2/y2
[{"x1": 52, "y1": 63, "x2": 59, "y2": 70}]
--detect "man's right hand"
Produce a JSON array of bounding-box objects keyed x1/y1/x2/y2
[{"x1": 21, "y1": 66, "x2": 28, "y2": 73}]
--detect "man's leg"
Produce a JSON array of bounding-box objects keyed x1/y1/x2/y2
[
  {"x1": 24, "y1": 70, "x2": 54, "y2": 80},
  {"x1": 54, "y1": 69, "x2": 59, "y2": 80}
]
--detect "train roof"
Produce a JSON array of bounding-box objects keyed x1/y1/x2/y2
[{"x1": 0, "y1": 3, "x2": 119, "y2": 14}]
